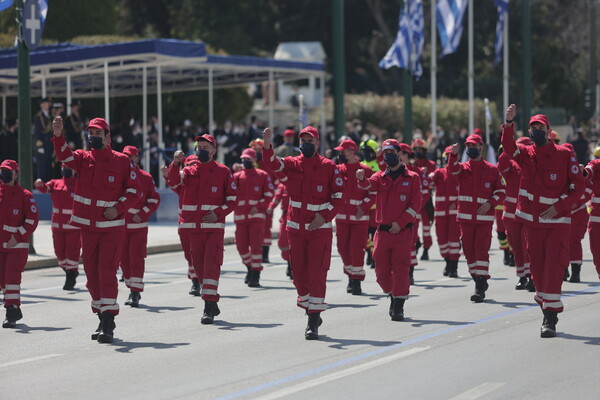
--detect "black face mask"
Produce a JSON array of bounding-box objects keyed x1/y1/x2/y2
[
  {"x1": 300, "y1": 142, "x2": 316, "y2": 158},
  {"x1": 362, "y1": 150, "x2": 376, "y2": 162},
  {"x1": 0, "y1": 170, "x2": 13, "y2": 183},
  {"x1": 338, "y1": 154, "x2": 348, "y2": 164},
  {"x1": 196, "y1": 149, "x2": 210, "y2": 163},
  {"x1": 384, "y1": 153, "x2": 399, "y2": 167},
  {"x1": 61, "y1": 168, "x2": 73, "y2": 179},
  {"x1": 466, "y1": 148, "x2": 480, "y2": 159},
  {"x1": 256, "y1": 152, "x2": 263, "y2": 161},
  {"x1": 530, "y1": 129, "x2": 547, "y2": 146},
  {"x1": 88, "y1": 136, "x2": 104, "y2": 150},
  {"x1": 242, "y1": 160, "x2": 254, "y2": 169},
  {"x1": 415, "y1": 152, "x2": 425, "y2": 160}
]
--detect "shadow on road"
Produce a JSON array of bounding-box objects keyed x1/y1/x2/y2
[
  {"x1": 21, "y1": 293, "x2": 85, "y2": 302},
  {"x1": 139, "y1": 305, "x2": 194, "y2": 314},
  {"x1": 483, "y1": 299, "x2": 534, "y2": 309},
  {"x1": 404, "y1": 318, "x2": 472, "y2": 328},
  {"x1": 254, "y1": 285, "x2": 296, "y2": 291},
  {"x1": 14, "y1": 324, "x2": 72, "y2": 334},
  {"x1": 220, "y1": 295, "x2": 249, "y2": 299},
  {"x1": 111, "y1": 340, "x2": 191, "y2": 353},
  {"x1": 414, "y1": 283, "x2": 467, "y2": 290},
  {"x1": 559, "y1": 333, "x2": 600, "y2": 345},
  {"x1": 318, "y1": 335, "x2": 401, "y2": 350},
  {"x1": 213, "y1": 321, "x2": 283, "y2": 331},
  {"x1": 367, "y1": 294, "x2": 388, "y2": 301},
  {"x1": 328, "y1": 303, "x2": 376, "y2": 309}
]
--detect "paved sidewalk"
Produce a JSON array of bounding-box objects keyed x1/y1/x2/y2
[{"x1": 25, "y1": 209, "x2": 283, "y2": 269}]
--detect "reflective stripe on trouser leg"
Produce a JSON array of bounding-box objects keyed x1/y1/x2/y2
[
  {"x1": 460, "y1": 222, "x2": 492, "y2": 279},
  {"x1": 249, "y1": 221, "x2": 265, "y2": 271},
  {"x1": 569, "y1": 208, "x2": 588, "y2": 264},
  {"x1": 504, "y1": 219, "x2": 530, "y2": 278},
  {"x1": 373, "y1": 228, "x2": 412, "y2": 298},
  {"x1": 435, "y1": 216, "x2": 449, "y2": 258},
  {"x1": 335, "y1": 221, "x2": 352, "y2": 273},
  {"x1": 235, "y1": 223, "x2": 252, "y2": 265},
  {"x1": 0, "y1": 251, "x2": 27, "y2": 307},
  {"x1": 348, "y1": 222, "x2": 369, "y2": 280},
  {"x1": 262, "y1": 214, "x2": 273, "y2": 246},
  {"x1": 178, "y1": 230, "x2": 195, "y2": 278},
  {"x1": 420, "y1": 209, "x2": 433, "y2": 248},
  {"x1": 190, "y1": 231, "x2": 224, "y2": 302}
]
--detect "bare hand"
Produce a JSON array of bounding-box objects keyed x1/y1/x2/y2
[
  {"x1": 232, "y1": 163, "x2": 243, "y2": 173},
  {"x1": 103, "y1": 207, "x2": 118, "y2": 220},
  {"x1": 375, "y1": 148, "x2": 383, "y2": 158},
  {"x1": 355, "y1": 206, "x2": 364, "y2": 220},
  {"x1": 389, "y1": 222, "x2": 401, "y2": 234},
  {"x1": 160, "y1": 165, "x2": 169, "y2": 179},
  {"x1": 506, "y1": 104, "x2": 516, "y2": 122},
  {"x1": 266, "y1": 208, "x2": 273, "y2": 216},
  {"x1": 249, "y1": 206, "x2": 258, "y2": 216},
  {"x1": 448, "y1": 202, "x2": 457, "y2": 211},
  {"x1": 262, "y1": 127, "x2": 272, "y2": 149},
  {"x1": 34, "y1": 179, "x2": 44, "y2": 189},
  {"x1": 6, "y1": 235, "x2": 18, "y2": 248},
  {"x1": 53, "y1": 116, "x2": 63, "y2": 137},
  {"x1": 307, "y1": 213, "x2": 325, "y2": 231},
  {"x1": 451, "y1": 143, "x2": 459, "y2": 155},
  {"x1": 132, "y1": 214, "x2": 142, "y2": 223},
  {"x1": 173, "y1": 150, "x2": 186, "y2": 164},
  {"x1": 356, "y1": 169, "x2": 365, "y2": 182},
  {"x1": 540, "y1": 205, "x2": 558, "y2": 219},
  {"x1": 202, "y1": 211, "x2": 218, "y2": 223},
  {"x1": 477, "y1": 202, "x2": 492, "y2": 215}
]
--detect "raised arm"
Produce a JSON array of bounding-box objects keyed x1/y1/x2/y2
[{"x1": 51, "y1": 116, "x2": 81, "y2": 171}]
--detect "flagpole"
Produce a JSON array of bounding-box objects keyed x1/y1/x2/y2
[
  {"x1": 431, "y1": 0, "x2": 437, "y2": 138},
  {"x1": 468, "y1": 0, "x2": 474, "y2": 134},
  {"x1": 503, "y1": 4, "x2": 509, "y2": 113}
]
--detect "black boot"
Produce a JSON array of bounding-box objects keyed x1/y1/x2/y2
[
  {"x1": 563, "y1": 267, "x2": 570, "y2": 281},
  {"x1": 569, "y1": 263, "x2": 581, "y2": 283},
  {"x1": 470, "y1": 276, "x2": 488, "y2": 303},
  {"x1": 189, "y1": 278, "x2": 201, "y2": 296},
  {"x1": 201, "y1": 301, "x2": 221, "y2": 325},
  {"x1": 388, "y1": 295, "x2": 394, "y2": 317},
  {"x1": 346, "y1": 276, "x2": 353, "y2": 293},
  {"x1": 63, "y1": 269, "x2": 79, "y2": 291},
  {"x1": 97, "y1": 313, "x2": 115, "y2": 343},
  {"x1": 286, "y1": 260, "x2": 293, "y2": 280},
  {"x1": 420, "y1": 248, "x2": 429, "y2": 261},
  {"x1": 540, "y1": 310, "x2": 558, "y2": 338},
  {"x1": 2, "y1": 305, "x2": 23, "y2": 329},
  {"x1": 526, "y1": 277, "x2": 536, "y2": 292},
  {"x1": 443, "y1": 258, "x2": 450, "y2": 276},
  {"x1": 350, "y1": 279, "x2": 362, "y2": 295},
  {"x1": 415, "y1": 239, "x2": 422, "y2": 253},
  {"x1": 262, "y1": 246, "x2": 270, "y2": 263},
  {"x1": 305, "y1": 312, "x2": 322, "y2": 340},
  {"x1": 503, "y1": 249, "x2": 511, "y2": 266},
  {"x1": 515, "y1": 276, "x2": 528, "y2": 290},
  {"x1": 391, "y1": 298, "x2": 405, "y2": 321},
  {"x1": 244, "y1": 264, "x2": 251, "y2": 284},
  {"x1": 448, "y1": 259, "x2": 459, "y2": 278},
  {"x1": 409, "y1": 266, "x2": 415, "y2": 285},
  {"x1": 91, "y1": 313, "x2": 102, "y2": 340},
  {"x1": 507, "y1": 252, "x2": 515, "y2": 267},
  {"x1": 366, "y1": 249, "x2": 373, "y2": 267},
  {"x1": 124, "y1": 291, "x2": 141, "y2": 307},
  {"x1": 248, "y1": 270, "x2": 261, "y2": 288}
]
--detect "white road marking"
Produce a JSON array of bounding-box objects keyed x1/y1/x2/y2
[
  {"x1": 0, "y1": 354, "x2": 63, "y2": 369},
  {"x1": 449, "y1": 382, "x2": 506, "y2": 400},
  {"x1": 256, "y1": 347, "x2": 430, "y2": 400}
]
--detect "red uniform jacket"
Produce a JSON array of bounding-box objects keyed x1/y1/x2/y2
[
  {"x1": 0, "y1": 183, "x2": 39, "y2": 252},
  {"x1": 269, "y1": 183, "x2": 290, "y2": 222},
  {"x1": 38, "y1": 176, "x2": 79, "y2": 231},
  {"x1": 233, "y1": 168, "x2": 274, "y2": 223},
  {"x1": 335, "y1": 162, "x2": 375, "y2": 224},
  {"x1": 585, "y1": 159, "x2": 600, "y2": 223},
  {"x1": 497, "y1": 152, "x2": 521, "y2": 220},
  {"x1": 448, "y1": 152, "x2": 506, "y2": 224},
  {"x1": 358, "y1": 167, "x2": 422, "y2": 229},
  {"x1": 429, "y1": 167, "x2": 458, "y2": 218},
  {"x1": 52, "y1": 135, "x2": 142, "y2": 232},
  {"x1": 167, "y1": 159, "x2": 237, "y2": 232},
  {"x1": 262, "y1": 147, "x2": 345, "y2": 233},
  {"x1": 126, "y1": 167, "x2": 160, "y2": 229},
  {"x1": 501, "y1": 124, "x2": 584, "y2": 228}
]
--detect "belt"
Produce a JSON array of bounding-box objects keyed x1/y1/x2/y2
[{"x1": 378, "y1": 223, "x2": 412, "y2": 232}]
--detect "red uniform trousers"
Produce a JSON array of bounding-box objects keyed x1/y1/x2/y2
[
  {"x1": 373, "y1": 228, "x2": 412, "y2": 298},
  {"x1": 459, "y1": 222, "x2": 492, "y2": 279},
  {"x1": 81, "y1": 229, "x2": 125, "y2": 316},
  {"x1": 178, "y1": 229, "x2": 195, "y2": 280},
  {"x1": 411, "y1": 218, "x2": 420, "y2": 266},
  {"x1": 190, "y1": 231, "x2": 224, "y2": 302},
  {"x1": 589, "y1": 222, "x2": 600, "y2": 278},
  {"x1": 0, "y1": 250, "x2": 28, "y2": 308},
  {"x1": 495, "y1": 208, "x2": 506, "y2": 234},
  {"x1": 525, "y1": 226, "x2": 569, "y2": 313},
  {"x1": 235, "y1": 221, "x2": 265, "y2": 271},
  {"x1": 52, "y1": 230, "x2": 81, "y2": 271},
  {"x1": 419, "y1": 209, "x2": 433, "y2": 249},
  {"x1": 278, "y1": 218, "x2": 290, "y2": 261},
  {"x1": 435, "y1": 216, "x2": 461, "y2": 261},
  {"x1": 569, "y1": 208, "x2": 589, "y2": 264},
  {"x1": 336, "y1": 221, "x2": 368, "y2": 280},
  {"x1": 289, "y1": 229, "x2": 331, "y2": 314},
  {"x1": 262, "y1": 214, "x2": 273, "y2": 247},
  {"x1": 504, "y1": 219, "x2": 530, "y2": 277},
  {"x1": 121, "y1": 228, "x2": 148, "y2": 292}
]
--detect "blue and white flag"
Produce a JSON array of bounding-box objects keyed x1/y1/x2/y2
[
  {"x1": 38, "y1": 0, "x2": 48, "y2": 31},
  {"x1": 494, "y1": 0, "x2": 509, "y2": 65},
  {"x1": 0, "y1": 0, "x2": 14, "y2": 12},
  {"x1": 379, "y1": 0, "x2": 425, "y2": 79},
  {"x1": 437, "y1": 0, "x2": 468, "y2": 57}
]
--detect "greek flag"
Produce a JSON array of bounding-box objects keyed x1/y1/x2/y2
[
  {"x1": 494, "y1": 0, "x2": 509, "y2": 65},
  {"x1": 0, "y1": 0, "x2": 13, "y2": 12},
  {"x1": 437, "y1": 0, "x2": 468, "y2": 57},
  {"x1": 379, "y1": 0, "x2": 425, "y2": 79}
]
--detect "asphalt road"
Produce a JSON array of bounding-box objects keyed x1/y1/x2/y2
[{"x1": 2, "y1": 234, "x2": 599, "y2": 400}]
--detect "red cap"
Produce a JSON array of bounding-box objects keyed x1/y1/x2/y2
[
  {"x1": 0, "y1": 159, "x2": 19, "y2": 172},
  {"x1": 249, "y1": 138, "x2": 264, "y2": 148},
  {"x1": 411, "y1": 138, "x2": 427, "y2": 149},
  {"x1": 443, "y1": 146, "x2": 453, "y2": 156},
  {"x1": 548, "y1": 130, "x2": 559, "y2": 141},
  {"x1": 195, "y1": 134, "x2": 217, "y2": 148},
  {"x1": 516, "y1": 136, "x2": 534, "y2": 146},
  {"x1": 87, "y1": 117, "x2": 110, "y2": 132},
  {"x1": 123, "y1": 145, "x2": 139, "y2": 157},
  {"x1": 465, "y1": 134, "x2": 483, "y2": 145},
  {"x1": 473, "y1": 128, "x2": 484, "y2": 136},
  {"x1": 334, "y1": 139, "x2": 359, "y2": 152},
  {"x1": 185, "y1": 155, "x2": 199, "y2": 165},
  {"x1": 382, "y1": 138, "x2": 401, "y2": 151},
  {"x1": 529, "y1": 114, "x2": 550, "y2": 128},
  {"x1": 299, "y1": 126, "x2": 320, "y2": 141},
  {"x1": 561, "y1": 143, "x2": 575, "y2": 154},
  {"x1": 241, "y1": 148, "x2": 257, "y2": 159},
  {"x1": 283, "y1": 129, "x2": 296, "y2": 137}
]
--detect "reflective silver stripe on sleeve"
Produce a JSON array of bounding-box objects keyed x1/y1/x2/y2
[
  {"x1": 62, "y1": 156, "x2": 75, "y2": 163},
  {"x1": 71, "y1": 215, "x2": 91, "y2": 225},
  {"x1": 147, "y1": 198, "x2": 159, "y2": 204},
  {"x1": 200, "y1": 205, "x2": 218, "y2": 211},
  {"x1": 181, "y1": 205, "x2": 198, "y2": 211},
  {"x1": 95, "y1": 219, "x2": 125, "y2": 228},
  {"x1": 73, "y1": 195, "x2": 92, "y2": 205},
  {"x1": 96, "y1": 200, "x2": 117, "y2": 207}
]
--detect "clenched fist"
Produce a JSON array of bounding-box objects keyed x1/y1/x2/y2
[
  {"x1": 356, "y1": 169, "x2": 365, "y2": 182},
  {"x1": 53, "y1": 116, "x2": 63, "y2": 137},
  {"x1": 173, "y1": 150, "x2": 186, "y2": 164},
  {"x1": 506, "y1": 104, "x2": 516, "y2": 123}
]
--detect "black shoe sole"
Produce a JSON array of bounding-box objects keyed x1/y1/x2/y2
[
  {"x1": 201, "y1": 317, "x2": 214, "y2": 325},
  {"x1": 391, "y1": 314, "x2": 404, "y2": 321},
  {"x1": 540, "y1": 328, "x2": 557, "y2": 338},
  {"x1": 189, "y1": 291, "x2": 201, "y2": 296},
  {"x1": 91, "y1": 332, "x2": 100, "y2": 340},
  {"x1": 305, "y1": 332, "x2": 319, "y2": 340},
  {"x1": 2, "y1": 321, "x2": 17, "y2": 328},
  {"x1": 470, "y1": 294, "x2": 485, "y2": 303},
  {"x1": 569, "y1": 277, "x2": 581, "y2": 283},
  {"x1": 248, "y1": 283, "x2": 261, "y2": 288},
  {"x1": 97, "y1": 334, "x2": 113, "y2": 343}
]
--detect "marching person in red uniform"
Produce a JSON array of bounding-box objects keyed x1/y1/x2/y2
[
  {"x1": 0, "y1": 160, "x2": 39, "y2": 328},
  {"x1": 120, "y1": 146, "x2": 160, "y2": 307},
  {"x1": 168, "y1": 135, "x2": 237, "y2": 324},
  {"x1": 448, "y1": 135, "x2": 505, "y2": 303},
  {"x1": 499, "y1": 137, "x2": 534, "y2": 291},
  {"x1": 233, "y1": 148, "x2": 274, "y2": 288},
  {"x1": 356, "y1": 139, "x2": 422, "y2": 321},
  {"x1": 262, "y1": 126, "x2": 344, "y2": 340},
  {"x1": 268, "y1": 183, "x2": 292, "y2": 278},
  {"x1": 584, "y1": 153, "x2": 600, "y2": 281},
  {"x1": 429, "y1": 146, "x2": 460, "y2": 277},
  {"x1": 162, "y1": 155, "x2": 201, "y2": 296},
  {"x1": 35, "y1": 164, "x2": 81, "y2": 290},
  {"x1": 52, "y1": 116, "x2": 141, "y2": 343},
  {"x1": 503, "y1": 105, "x2": 584, "y2": 338},
  {"x1": 412, "y1": 138, "x2": 436, "y2": 261},
  {"x1": 334, "y1": 139, "x2": 375, "y2": 295}
]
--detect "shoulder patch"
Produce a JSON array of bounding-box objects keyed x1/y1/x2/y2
[
  {"x1": 30, "y1": 198, "x2": 36, "y2": 203},
  {"x1": 231, "y1": 181, "x2": 237, "y2": 190},
  {"x1": 571, "y1": 157, "x2": 576, "y2": 162},
  {"x1": 334, "y1": 169, "x2": 339, "y2": 174},
  {"x1": 335, "y1": 176, "x2": 343, "y2": 186},
  {"x1": 130, "y1": 171, "x2": 137, "y2": 180},
  {"x1": 571, "y1": 164, "x2": 579, "y2": 174},
  {"x1": 31, "y1": 205, "x2": 38, "y2": 213}
]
